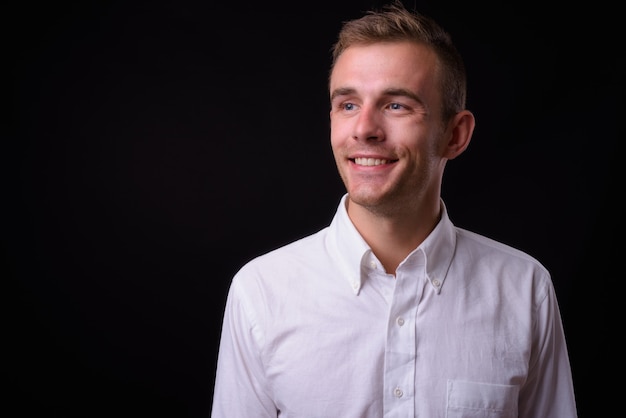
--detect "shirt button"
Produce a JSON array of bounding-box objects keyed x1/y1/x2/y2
[
  {"x1": 351, "y1": 281, "x2": 359, "y2": 290},
  {"x1": 396, "y1": 317, "x2": 405, "y2": 326},
  {"x1": 394, "y1": 387, "x2": 403, "y2": 398},
  {"x1": 370, "y1": 260, "x2": 376, "y2": 269},
  {"x1": 432, "y1": 278, "x2": 441, "y2": 288}
]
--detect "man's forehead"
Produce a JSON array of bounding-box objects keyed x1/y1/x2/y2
[{"x1": 330, "y1": 46, "x2": 439, "y2": 104}]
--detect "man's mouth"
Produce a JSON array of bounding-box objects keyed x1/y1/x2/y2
[{"x1": 352, "y1": 157, "x2": 395, "y2": 166}]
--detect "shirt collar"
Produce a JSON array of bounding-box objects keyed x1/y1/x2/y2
[
  {"x1": 417, "y1": 199, "x2": 456, "y2": 295},
  {"x1": 326, "y1": 194, "x2": 371, "y2": 295},
  {"x1": 326, "y1": 194, "x2": 457, "y2": 295}
]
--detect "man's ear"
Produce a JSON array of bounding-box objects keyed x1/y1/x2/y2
[{"x1": 443, "y1": 110, "x2": 475, "y2": 160}]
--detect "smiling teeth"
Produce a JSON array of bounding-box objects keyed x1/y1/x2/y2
[{"x1": 354, "y1": 157, "x2": 389, "y2": 166}]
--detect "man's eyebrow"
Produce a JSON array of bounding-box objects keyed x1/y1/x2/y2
[
  {"x1": 330, "y1": 87, "x2": 423, "y2": 104},
  {"x1": 383, "y1": 88, "x2": 422, "y2": 103},
  {"x1": 330, "y1": 87, "x2": 356, "y2": 101}
]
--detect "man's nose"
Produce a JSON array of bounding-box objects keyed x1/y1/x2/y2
[{"x1": 352, "y1": 107, "x2": 384, "y2": 142}]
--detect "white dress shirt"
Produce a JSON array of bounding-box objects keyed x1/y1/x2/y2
[{"x1": 211, "y1": 194, "x2": 577, "y2": 417}]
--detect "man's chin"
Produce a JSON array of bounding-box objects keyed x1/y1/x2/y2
[{"x1": 347, "y1": 190, "x2": 387, "y2": 209}]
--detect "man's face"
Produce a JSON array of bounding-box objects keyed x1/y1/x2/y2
[{"x1": 329, "y1": 41, "x2": 448, "y2": 215}]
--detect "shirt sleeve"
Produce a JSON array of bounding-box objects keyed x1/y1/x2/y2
[
  {"x1": 211, "y1": 276, "x2": 277, "y2": 418},
  {"x1": 519, "y1": 275, "x2": 577, "y2": 417}
]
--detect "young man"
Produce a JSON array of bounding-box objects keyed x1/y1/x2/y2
[{"x1": 211, "y1": 2, "x2": 577, "y2": 417}]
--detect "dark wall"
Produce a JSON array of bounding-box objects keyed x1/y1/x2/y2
[{"x1": 7, "y1": 1, "x2": 621, "y2": 416}]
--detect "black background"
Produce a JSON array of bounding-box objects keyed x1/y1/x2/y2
[{"x1": 7, "y1": 1, "x2": 622, "y2": 416}]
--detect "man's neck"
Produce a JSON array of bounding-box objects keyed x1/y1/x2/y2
[{"x1": 347, "y1": 198, "x2": 441, "y2": 275}]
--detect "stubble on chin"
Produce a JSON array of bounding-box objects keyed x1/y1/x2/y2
[{"x1": 346, "y1": 187, "x2": 400, "y2": 218}]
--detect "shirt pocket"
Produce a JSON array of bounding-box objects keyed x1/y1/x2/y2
[{"x1": 446, "y1": 379, "x2": 519, "y2": 418}]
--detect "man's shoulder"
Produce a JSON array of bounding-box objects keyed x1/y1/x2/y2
[
  {"x1": 454, "y1": 226, "x2": 548, "y2": 273},
  {"x1": 237, "y1": 226, "x2": 331, "y2": 273}
]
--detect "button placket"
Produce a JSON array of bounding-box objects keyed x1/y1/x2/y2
[{"x1": 382, "y1": 262, "x2": 423, "y2": 416}]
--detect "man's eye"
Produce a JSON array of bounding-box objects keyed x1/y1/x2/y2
[
  {"x1": 389, "y1": 103, "x2": 405, "y2": 110},
  {"x1": 343, "y1": 103, "x2": 355, "y2": 111}
]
